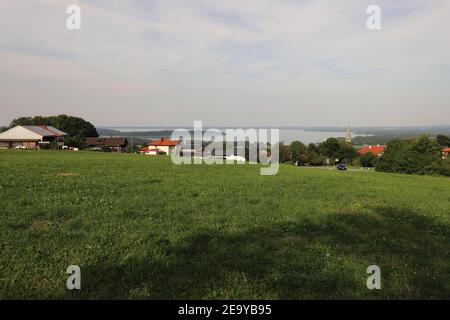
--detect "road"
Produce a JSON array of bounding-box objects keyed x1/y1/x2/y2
[{"x1": 302, "y1": 166, "x2": 374, "y2": 172}]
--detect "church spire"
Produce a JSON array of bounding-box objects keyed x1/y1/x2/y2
[{"x1": 345, "y1": 124, "x2": 352, "y2": 145}]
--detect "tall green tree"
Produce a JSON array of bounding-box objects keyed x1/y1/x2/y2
[
  {"x1": 289, "y1": 141, "x2": 310, "y2": 165},
  {"x1": 276, "y1": 142, "x2": 291, "y2": 163},
  {"x1": 338, "y1": 144, "x2": 360, "y2": 164},
  {"x1": 376, "y1": 139, "x2": 412, "y2": 173},
  {"x1": 400, "y1": 135, "x2": 442, "y2": 174},
  {"x1": 377, "y1": 135, "x2": 446, "y2": 175},
  {"x1": 436, "y1": 135, "x2": 450, "y2": 147},
  {"x1": 316, "y1": 138, "x2": 358, "y2": 164},
  {"x1": 308, "y1": 143, "x2": 319, "y2": 154},
  {"x1": 9, "y1": 115, "x2": 98, "y2": 137},
  {"x1": 318, "y1": 138, "x2": 341, "y2": 159}
]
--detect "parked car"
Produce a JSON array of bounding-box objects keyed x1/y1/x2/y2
[{"x1": 336, "y1": 163, "x2": 347, "y2": 171}]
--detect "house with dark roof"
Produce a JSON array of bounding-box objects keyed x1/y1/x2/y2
[
  {"x1": 0, "y1": 125, "x2": 67, "y2": 149},
  {"x1": 85, "y1": 137, "x2": 129, "y2": 153}
]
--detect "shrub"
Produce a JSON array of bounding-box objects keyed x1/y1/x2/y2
[
  {"x1": 360, "y1": 152, "x2": 378, "y2": 167},
  {"x1": 309, "y1": 152, "x2": 327, "y2": 166},
  {"x1": 289, "y1": 141, "x2": 310, "y2": 165},
  {"x1": 377, "y1": 135, "x2": 446, "y2": 176}
]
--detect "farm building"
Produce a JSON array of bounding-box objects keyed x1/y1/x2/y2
[
  {"x1": 85, "y1": 137, "x2": 129, "y2": 153},
  {"x1": 442, "y1": 147, "x2": 450, "y2": 158},
  {"x1": 140, "y1": 137, "x2": 180, "y2": 155},
  {"x1": 0, "y1": 125, "x2": 67, "y2": 149},
  {"x1": 358, "y1": 145, "x2": 385, "y2": 157}
]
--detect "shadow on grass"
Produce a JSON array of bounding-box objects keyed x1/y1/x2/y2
[{"x1": 74, "y1": 206, "x2": 450, "y2": 299}]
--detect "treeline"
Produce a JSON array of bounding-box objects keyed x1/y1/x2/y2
[
  {"x1": 279, "y1": 134, "x2": 450, "y2": 177},
  {"x1": 278, "y1": 138, "x2": 359, "y2": 165},
  {"x1": 352, "y1": 130, "x2": 450, "y2": 146},
  {"x1": 4, "y1": 115, "x2": 98, "y2": 147},
  {"x1": 376, "y1": 135, "x2": 450, "y2": 176}
]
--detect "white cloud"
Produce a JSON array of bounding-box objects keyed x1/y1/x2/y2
[{"x1": 0, "y1": 0, "x2": 449, "y2": 126}]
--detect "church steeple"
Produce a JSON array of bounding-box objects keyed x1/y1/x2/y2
[{"x1": 345, "y1": 124, "x2": 352, "y2": 145}]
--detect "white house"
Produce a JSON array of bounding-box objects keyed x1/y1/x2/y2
[
  {"x1": 0, "y1": 125, "x2": 67, "y2": 149},
  {"x1": 140, "y1": 137, "x2": 180, "y2": 155}
]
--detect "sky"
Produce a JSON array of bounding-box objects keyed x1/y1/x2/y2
[{"x1": 0, "y1": 0, "x2": 449, "y2": 127}]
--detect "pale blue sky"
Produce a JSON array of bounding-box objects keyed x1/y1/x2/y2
[{"x1": 0, "y1": 0, "x2": 449, "y2": 127}]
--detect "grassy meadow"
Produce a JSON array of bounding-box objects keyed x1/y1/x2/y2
[{"x1": 0, "y1": 150, "x2": 449, "y2": 299}]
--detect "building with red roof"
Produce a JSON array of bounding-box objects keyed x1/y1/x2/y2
[
  {"x1": 442, "y1": 147, "x2": 450, "y2": 158},
  {"x1": 141, "y1": 137, "x2": 180, "y2": 155},
  {"x1": 358, "y1": 145, "x2": 385, "y2": 157}
]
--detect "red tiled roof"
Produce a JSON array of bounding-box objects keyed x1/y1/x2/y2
[
  {"x1": 358, "y1": 145, "x2": 385, "y2": 156},
  {"x1": 442, "y1": 147, "x2": 450, "y2": 153},
  {"x1": 148, "y1": 137, "x2": 180, "y2": 146}
]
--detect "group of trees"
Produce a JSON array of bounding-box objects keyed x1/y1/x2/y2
[
  {"x1": 359, "y1": 152, "x2": 378, "y2": 167},
  {"x1": 278, "y1": 138, "x2": 359, "y2": 166},
  {"x1": 376, "y1": 135, "x2": 450, "y2": 176},
  {"x1": 4, "y1": 115, "x2": 98, "y2": 147},
  {"x1": 437, "y1": 134, "x2": 450, "y2": 147},
  {"x1": 278, "y1": 134, "x2": 450, "y2": 177}
]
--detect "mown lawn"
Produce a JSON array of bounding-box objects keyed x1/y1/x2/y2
[{"x1": 0, "y1": 150, "x2": 449, "y2": 299}]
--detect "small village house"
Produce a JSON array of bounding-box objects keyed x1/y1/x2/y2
[
  {"x1": 140, "y1": 137, "x2": 180, "y2": 155},
  {"x1": 0, "y1": 125, "x2": 67, "y2": 149},
  {"x1": 358, "y1": 145, "x2": 385, "y2": 157},
  {"x1": 442, "y1": 147, "x2": 450, "y2": 158},
  {"x1": 85, "y1": 137, "x2": 129, "y2": 153},
  {"x1": 139, "y1": 147, "x2": 166, "y2": 155}
]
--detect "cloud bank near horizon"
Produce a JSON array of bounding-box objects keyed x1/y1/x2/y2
[{"x1": 0, "y1": 0, "x2": 449, "y2": 127}]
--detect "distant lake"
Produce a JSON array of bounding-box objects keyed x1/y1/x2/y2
[
  {"x1": 279, "y1": 129, "x2": 351, "y2": 144},
  {"x1": 107, "y1": 127, "x2": 368, "y2": 144}
]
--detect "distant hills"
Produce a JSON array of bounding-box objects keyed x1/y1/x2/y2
[
  {"x1": 99, "y1": 125, "x2": 450, "y2": 134},
  {"x1": 97, "y1": 125, "x2": 450, "y2": 146},
  {"x1": 297, "y1": 125, "x2": 450, "y2": 135}
]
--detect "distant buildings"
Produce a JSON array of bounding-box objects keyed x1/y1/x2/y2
[
  {"x1": 85, "y1": 137, "x2": 129, "y2": 153},
  {"x1": 0, "y1": 125, "x2": 67, "y2": 149},
  {"x1": 442, "y1": 147, "x2": 450, "y2": 158},
  {"x1": 358, "y1": 145, "x2": 385, "y2": 157}
]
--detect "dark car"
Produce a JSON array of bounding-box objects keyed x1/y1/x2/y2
[{"x1": 336, "y1": 164, "x2": 347, "y2": 171}]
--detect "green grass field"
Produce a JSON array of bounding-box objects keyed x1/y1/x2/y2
[{"x1": 0, "y1": 150, "x2": 449, "y2": 299}]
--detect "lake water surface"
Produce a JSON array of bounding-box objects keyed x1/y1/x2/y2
[{"x1": 108, "y1": 127, "x2": 362, "y2": 144}]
